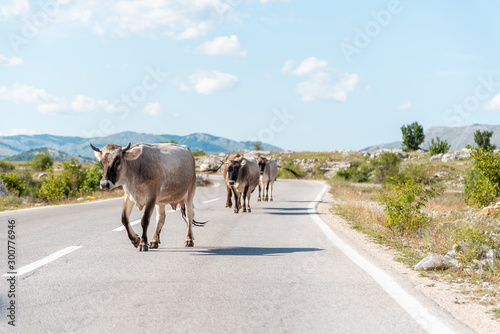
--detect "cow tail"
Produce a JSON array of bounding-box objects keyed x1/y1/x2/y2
[
  {"x1": 278, "y1": 166, "x2": 303, "y2": 179},
  {"x1": 180, "y1": 204, "x2": 208, "y2": 227}
]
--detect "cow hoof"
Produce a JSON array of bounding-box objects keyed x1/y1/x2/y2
[
  {"x1": 242, "y1": 208, "x2": 247, "y2": 213},
  {"x1": 257, "y1": 198, "x2": 261, "y2": 202},
  {"x1": 185, "y1": 240, "x2": 194, "y2": 247},
  {"x1": 226, "y1": 204, "x2": 232, "y2": 208},
  {"x1": 270, "y1": 198, "x2": 273, "y2": 201},
  {"x1": 233, "y1": 210, "x2": 239, "y2": 214},
  {"x1": 132, "y1": 236, "x2": 140, "y2": 248},
  {"x1": 149, "y1": 241, "x2": 159, "y2": 249},
  {"x1": 247, "y1": 208, "x2": 251, "y2": 213},
  {"x1": 138, "y1": 244, "x2": 149, "y2": 252}
]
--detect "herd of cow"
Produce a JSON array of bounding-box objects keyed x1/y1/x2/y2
[{"x1": 90, "y1": 141, "x2": 300, "y2": 252}]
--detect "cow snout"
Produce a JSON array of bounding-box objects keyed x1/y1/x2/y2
[
  {"x1": 260, "y1": 171, "x2": 264, "y2": 175},
  {"x1": 228, "y1": 180, "x2": 235, "y2": 185},
  {"x1": 100, "y1": 180, "x2": 113, "y2": 190}
]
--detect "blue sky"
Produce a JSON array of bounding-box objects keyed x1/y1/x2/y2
[{"x1": 1, "y1": 0, "x2": 500, "y2": 151}]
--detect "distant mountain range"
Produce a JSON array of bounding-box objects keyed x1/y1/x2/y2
[
  {"x1": 362, "y1": 124, "x2": 500, "y2": 151},
  {"x1": 0, "y1": 132, "x2": 283, "y2": 160}
]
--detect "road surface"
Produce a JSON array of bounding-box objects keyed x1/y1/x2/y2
[{"x1": 0, "y1": 177, "x2": 472, "y2": 333}]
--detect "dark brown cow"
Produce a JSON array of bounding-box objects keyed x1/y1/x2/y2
[
  {"x1": 222, "y1": 155, "x2": 260, "y2": 213},
  {"x1": 90, "y1": 142, "x2": 204, "y2": 251}
]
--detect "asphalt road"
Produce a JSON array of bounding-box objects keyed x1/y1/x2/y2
[{"x1": 0, "y1": 177, "x2": 472, "y2": 333}]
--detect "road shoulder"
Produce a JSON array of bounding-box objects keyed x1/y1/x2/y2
[{"x1": 317, "y1": 186, "x2": 500, "y2": 334}]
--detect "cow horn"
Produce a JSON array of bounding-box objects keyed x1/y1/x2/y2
[
  {"x1": 89, "y1": 143, "x2": 101, "y2": 153},
  {"x1": 122, "y1": 142, "x2": 131, "y2": 152}
]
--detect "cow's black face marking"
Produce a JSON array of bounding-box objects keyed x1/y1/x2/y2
[
  {"x1": 100, "y1": 153, "x2": 122, "y2": 189},
  {"x1": 258, "y1": 161, "x2": 266, "y2": 175},
  {"x1": 227, "y1": 163, "x2": 240, "y2": 185}
]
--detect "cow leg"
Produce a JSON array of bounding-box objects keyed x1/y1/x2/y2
[
  {"x1": 149, "y1": 205, "x2": 165, "y2": 249},
  {"x1": 233, "y1": 188, "x2": 240, "y2": 214},
  {"x1": 121, "y1": 196, "x2": 140, "y2": 248},
  {"x1": 138, "y1": 200, "x2": 155, "y2": 252},
  {"x1": 225, "y1": 185, "x2": 232, "y2": 208},
  {"x1": 269, "y1": 180, "x2": 274, "y2": 201},
  {"x1": 265, "y1": 181, "x2": 270, "y2": 201},
  {"x1": 258, "y1": 178, "x2": 262, "y2": 201},
  {"x1": 244, "y1": 185, "x2": 252, "y2": 213},
  {"x1": 184, "y1": 177, "x2": 196, "y2": 247}
]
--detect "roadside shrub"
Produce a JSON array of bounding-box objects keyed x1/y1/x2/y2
[
  {"x1": 0, "y1": 172, "x2": 26, "y2": 197},
  {"x1": 192, "y1": 149, "x2": 206, "y2": 157},
  {"x1": 464, "y1": 147, "x2": 500, "y2": 207},
  {"x1": 370, "y1": 153, "x2": 401, "y2": 183},
  {"x1": 387, "y1": 164, "x2": 431, "y2": 186},
  {"x1": 429, "y1": 137, "x2": 451, "y2": 156},
  {"x1": 80, "y1": 162, "x2": 103, "y2": 194},
  {"x1": 335, "y1": 161, "x2": 370, "y2": 183},
  {"x1": 464, "y1": 166, "x2": 498, "y2": 208},
  {"x1": 39, "y1": 172, "x2": 70, "y2": 201},
  {"x1": 0, "y1": 160, "x2": 15, "y2": 173},
  {"x1": 31, "y1": 151, "x2": 53, "y2": 171},
  {"x1": 473, "y1": 130, "x2": 496, "y2": 151},
  {"x1": 15, "y1": 169, "x2": 41, "y2": 199},
  {"x1": 40, "y1": 160, "x2": 103, "y2": 201},
  {"x1": 379, "y1": 179, "x2": 443, "y2": 234}
]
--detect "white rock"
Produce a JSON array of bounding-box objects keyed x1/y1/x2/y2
[{"x1": 414, "y1": 254, "x2": 446, "y2": 271}]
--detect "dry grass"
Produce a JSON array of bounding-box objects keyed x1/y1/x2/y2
[{"x1": 329, "y1": 177, "x2": 500, "y2": 302}]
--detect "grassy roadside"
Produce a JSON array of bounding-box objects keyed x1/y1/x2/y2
[{"x1": 329, "y1": 177, "x2": 500, "y2": 306}]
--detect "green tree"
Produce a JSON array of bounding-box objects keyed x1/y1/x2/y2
[
  {"x1": 31, "y1": 151, "x2": 53, "y2": 171},
  {"x1": 401, "y1": 122, "x2": 425, "y2": 152},
  {"x1": 473, "y1": 130, "x2": 496, "y2": 151},
  {"x1": 252, "y1": 142, "x2": 262, "y2": 151},
  {"x1": 0, "y1": 173, "x2": 26, "y2": 197},
  {"x1": 429, "y1": 137, "x2": 451, "y2": 156}
]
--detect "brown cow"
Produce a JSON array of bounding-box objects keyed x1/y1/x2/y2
[
  {"x1": 222, "y1": 155, "x2": 260, "y2": 213},
  {"x1": 90, "y1": 142, "x2": 204, "y2": 251}
]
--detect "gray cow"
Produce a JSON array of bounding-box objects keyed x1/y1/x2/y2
[
  {"x1": 222, "y1": 155, "x2": 260, "y2": 213},
  {"x1": 91, "y1": 142, "x2": 204, "y2": 251},
  {"x1": 256, "y1": 156, "x2": 278, "y2": 202}
]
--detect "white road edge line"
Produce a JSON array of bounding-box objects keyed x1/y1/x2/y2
[
  {"x1": 202, "y1": 198, "x2": 220, "y2": 204},
  {"x1": 2, "y1": 246, "x2": 82, "y2": 277},
  {"x1": 309, "y1": 183, "x2": 455, "y2": 334},
  {"x1": 113, "y1": 219, "x2": 141, "y2": 232}
]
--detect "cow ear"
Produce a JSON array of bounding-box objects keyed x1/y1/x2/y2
[
  {"x1": 240, "y1": 160, "x2": 247, "y2": 166},
  {"x1": 124, "y1": 146, "x2": 142, "y2": 160},
  {"x1": 94, "y1": 151, "x2": 102, "y2": 161}
]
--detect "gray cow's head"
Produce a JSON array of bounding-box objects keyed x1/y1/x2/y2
[
  {"x1": 226, "y1": 158, "x2": 246, "y2": 186},
  {"x1": 257, "y1": 156, "x2": 268, "y2": 175},
  {"x1": 90, "y1": 143, "x2": 142, "y2": 190}
]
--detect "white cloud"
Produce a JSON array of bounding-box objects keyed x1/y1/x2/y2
[
  {"x1": 0, "y1": 83, "x2": 114, "y2": 114},
  {"x1": 283, "y1": 57, "x2": 359, "y2": 102},
  {"x1": 183, "y1": 70, "x2": 239, "y2": 95},
  {"x1": 48, "y1": 0, "x2": 240, "y2": 39},
  {"x1": 142, "y1": 102, "x2": 162, "y2": 116},
  {"x1": 399, "y1": 101, "x2": 412, "y2": 110},
  {"x1": 485, "y1": 93, "x2": 500, "y2": 111},
  {"x1": 0, "y1": 83, "x2": 49, "y2": 104},
  {"x1": 196, "y1": 35, "x2": 247, "y2": 56},
  {"x1": 70, "y1": 95, "x2": 114, "y2": 113},
  {"x1": 283, "y1": 57, "x2": 328, "y2": 76},
  {"x1": 2, "y1": 129, "x2": 35, "y2": 136},
  {"x1": 0, "y1": 0, "x2": 29, "y2": 19},
  {"x1": 0, "y1": 55, "x2": 23, "y2": 66}
]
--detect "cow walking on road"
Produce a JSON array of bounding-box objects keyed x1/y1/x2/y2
[
  {"x1": 222, "y1": 155, "x2": 260, "y2": 213},
  {"x1": 257, "y1": 156, "x2": 278, "y2": 202},
  {"x1": 91, "y1": 142, "x2": 205, "y2": 251}
]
